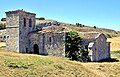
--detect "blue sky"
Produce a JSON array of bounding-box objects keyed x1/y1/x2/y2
[{"x1": 0, "y1": 0, "x2": 120, "y2": 31}]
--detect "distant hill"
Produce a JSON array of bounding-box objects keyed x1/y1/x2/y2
[
  {"x1": 1, "y1": 19, "x2": 120, "y2": 38},
  {"x1": 0, "y1": 19, "x2": 120, "y2": 77},
  {"x1": 59, "y1": 22, "x2": 120, "y2": 38},
  {"x1": 38, "y1": 20, "x2": 120, "y2": 38}
]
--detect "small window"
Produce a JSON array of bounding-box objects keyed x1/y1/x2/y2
[
  {"x1": 26, "y1": 48, "x2": 28, "y2": 53},
  {"x1": 0, "y1": 36, "x2": 2, "y2": 38},
  {"x1": 7, "y1": 36, "x2": 9, "y2": 38},
  {"x1": 29, "y1": 19, "x2": 32, "y2": 27},
  {"x1": 24, "y1": 18, "x2": 26, "y2": 26},
  {"x1": 3, "y1": 36, "x2": 6, "y2": 38},
  {"x1": 85, "y1": 45, "x2": 88, "y2": 49},
  {"x1": 95, "y1": 47, "x2": 97, "y2": 51},
  {"x1": 89, "y1": 47, "x2": 92, "y2": 50},
  {"x1": 49, "y1": 37, "x2": 52, "y2": 42}
]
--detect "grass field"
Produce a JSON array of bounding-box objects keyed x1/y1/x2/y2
[
  {"x1": 107, "y1": 37, "x2": 120, "y2": 51},
  {"x1": 0, "y1": 49, "x2": 120, "y2": 77},
  {"x1": 0, "y1": 42, "x2": 5, "y2": 48},
  {"x1": 0, "y1": 37, "x2": 119, "y2": 77}
]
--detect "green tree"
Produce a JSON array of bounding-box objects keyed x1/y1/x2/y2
[
  {"x1": 65, "y1": 31, "x2": 89, "y2": 61},
  {"x1": 78, "y1": 47, "x2": 89, "y2": 62},
  {"x1": 36, "y1": 17, "x2": 45, "y2": 20},
  {"x1": 94, "y1": 26, "x2": 97, "y2": 29},
  {"x1": 105, "y1": 34, "x2": 112, "y2": 38},
  {"x1": 1, "y1": 18, "x2": 6, "y2": 21}
]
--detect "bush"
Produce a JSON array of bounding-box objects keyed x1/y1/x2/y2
[
  {"x1": 0, "y1": 23, "x2": 6, "y2": 29},
  {"x1": 105, "y1": 34, "x2": 112, "y2": 38},
  {"x1": 6, "y1": 62, "x2": 33, "y2": 69},
  {"x1": 94, "y1": 26, "x2": 97, "y2": 29},
  {"x1": 82, "y1": 25, "x2": 85, "y2": 27},
  {"x1": 65, "y1": 31, "x2": 89, "y2": 62},
  {"x1": 36, "y1": 17, "x2": 45, "y2": 20},
  {"x1": 1, "y1": 18, "x2": 6, "y2": 21},
  {"x1": 78, "y1": 47, "x2": 89, "y2": 62},
  {"x1": 76, "y1": 23, "x2": 80, "y2": 26}
]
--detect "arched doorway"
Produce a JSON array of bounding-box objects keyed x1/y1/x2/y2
[{"x1": 33, "y1": 44, "x2": 39, "y2": 54}]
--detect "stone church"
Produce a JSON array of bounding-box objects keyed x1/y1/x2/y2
[
  {"x1": 5, "y1": 10, "x2": 111, "y2": 61},
  {"x1": 6, "y1": 10, "x2": 65, "y2": 56}
]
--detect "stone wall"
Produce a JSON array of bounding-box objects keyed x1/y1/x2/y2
[
  {"x1": 29, "y1": 32, "x2": 66, "y2": 56},
  {"x1": 6, "y1": 12, "x2": 19, "y2": 52},
  {"x1": 88, "y1": 33, "x2": 111, "y2": 61},
  {"x1": 29, "y1": 32, "x2": 44, "y2": 54},
  {"x1": 19, "y1": 11, "x2": 36, "y2": 53},
  {"x1": 6, "y1": 10, "x2": 36, "y2": 53},
  {"x1": 44, "y1": 32, "x2": 65, "y2": 56},
  {"x1": 36, "y1": 20, "x2": 60, "y2": 30}
]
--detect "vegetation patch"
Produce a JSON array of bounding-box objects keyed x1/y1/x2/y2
[
  {"x1": 4, "y1": 61, "x2": 33, "y2": 69},
  {"x1": 53, "y1": 64, "x2": 64, "y2": 70},
  {"x1": 65, "y1": 31, "x2": 89, "y2": 62},
  {"x1": 105, "y1": 33, "x2": 112, "y2": 38},
  {"x1": 34, "y1": 59, "x2": 54, "y2": 65},
  {"x1": 0, "y1": 48, "x2": 119, "y2": 77}
]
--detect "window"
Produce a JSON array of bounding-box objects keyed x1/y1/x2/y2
[
  {"x1": 29, "y1": 19, "x2": 32, "y2": 27},
  {"x1": 24, "y1": 18, "x2": 26, "y2": 26},
  {"x1": 7, "y1": 36, "x2": 9, "y2": 38},
  {"x1": 3, "y1": 36, "x2": 6, "y2": 38},
  {"x1": 89, "y1": 47, "x2": 92, "y2": 50},
  {"x1": 49, "y1": 37, "x2": 52, "y2": 42},
  {"x1": 95, "y1": 47, "x2": 97, "y2": 51},
  {"x1": 26, "y1": 48, "x2": 28, "y2": 53},
  {"x1": 85, "y1": 45, "x2": 88, "y2": 49}
]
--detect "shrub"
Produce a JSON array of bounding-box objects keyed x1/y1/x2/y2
[
  {"x1": 94, "y1": 26, "x2": 97, "y2": 29},
  {"x1": 78, "y1": 47, "x2": 89, "y2": 62},
  {"x1": 0, "y1": 23, "x2": 6, "y2": 29},
  {"x1": 1, "y1": 18, "x2": 6, "y2": 21},
  {"x1": 39, "y1": 17, "x2": 45, "y2": 20},
  {"x1": 36, "y1": 17, "x2": 45, "y2": 20},
  {"x1": 76, "y1": 23, "x2": 79, "y2": 26},
  {"x1": 105, "y1": 34, "x2": 112, "y2": 38},
  {"x1": 82, "y1": 25, "x2": 85, "y2": 27},
  {"x1": 6, "y1": 62, "x2": 33, "y2": 69}
]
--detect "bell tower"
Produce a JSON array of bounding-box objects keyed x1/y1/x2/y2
[{"x1": 6, "y1": 10, "x2": 36, "y2": 52}]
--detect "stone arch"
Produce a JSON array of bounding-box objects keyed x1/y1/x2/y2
[{"x1": 33, "y1": 44, "x2": 39, "y2": 54}]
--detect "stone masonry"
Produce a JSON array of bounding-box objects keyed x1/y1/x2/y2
[
  {"x1": 5, "y1": 10, "x2": 111, "y2": 61},
  {"x1": 6, "y1": 10, "x2": 66, "y2": 56}
]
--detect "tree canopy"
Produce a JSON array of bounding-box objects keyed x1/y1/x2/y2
[{"x1": 65, "y1": 31, "x2": 89, "y2": 62}]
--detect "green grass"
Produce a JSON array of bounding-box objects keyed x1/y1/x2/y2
[
  {"x1": 0, "y1": 49, "x2": 97, "y2": 77},
  {"x1": 0, "y1": 49, "x2": 120, "y2": 77}
]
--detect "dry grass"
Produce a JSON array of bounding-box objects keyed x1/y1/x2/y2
[
  {"x1": 0, "y1": 48, "x2": 119, "y2": 77},
  {"x1": 0, "y1": 49, "x2": 99, "y2": 77},
  {"x1": 107, "y1": 37, "x2": 120, "y2": 51},
  {"x1": 0, "y1": 42, "x2": 5, "y2": 47},
  {"x1": 0, "y1": 36, "x2": 120, "y2": 77}
]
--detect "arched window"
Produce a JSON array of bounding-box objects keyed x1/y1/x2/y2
[
  {"x1": 26, "y1": 48, "x2": 28, "y2": 53},
  {"x1": 24, "y1": 18, "x2": 26, "y2": 26},
  {"x1": 29, "y1": 19, "x2": 32, "y2": 27},
  {"x1": 49, "y1": 37, "x2": 52, "y2": 42},
  {"x1": 7, "y1": 36, "x2": 9, "y2": 38}
]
